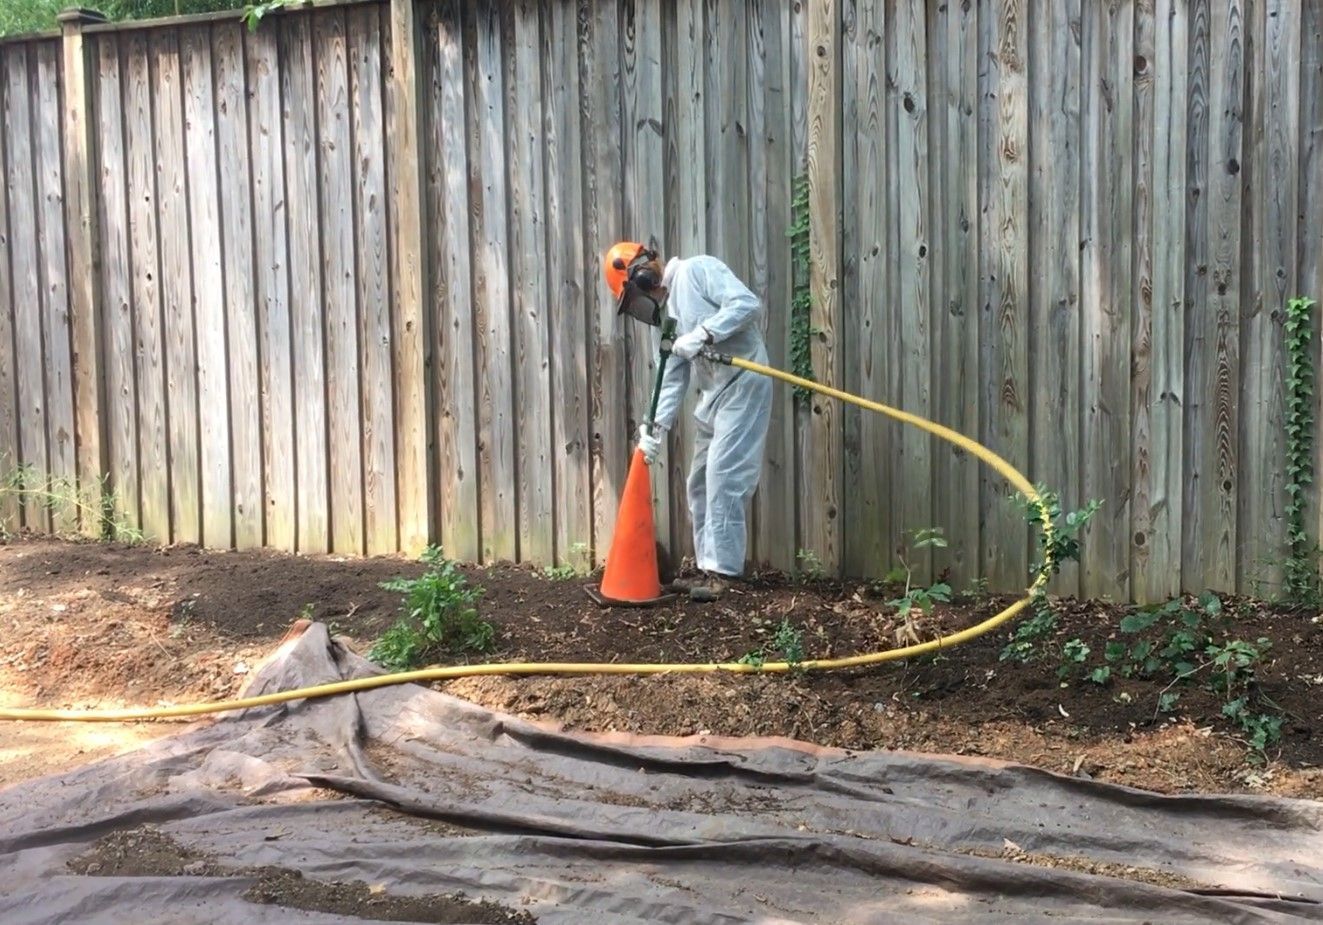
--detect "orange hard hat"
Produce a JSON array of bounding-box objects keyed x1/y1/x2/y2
[{"x1": 602, "y1": 241, "x2": 647, "y2": 299}]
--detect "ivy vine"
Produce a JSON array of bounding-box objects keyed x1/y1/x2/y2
[
  {"x1": 788, "y1": 172, "x2": 815, "y2": 404},
  {"x1": 1283, "y1": 295, "x2": 1320, "y2": 603}
]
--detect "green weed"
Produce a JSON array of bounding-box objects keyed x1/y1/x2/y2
[
  {"x1": 739, "y1": 617, "x2": 806, "y2": 671},
  {"x1": 787, "y1": 172, "x2": 816, "y2": 403},
  {"x1": 885, "y1": 527, "x2": 952, "y2": 619},
  {"x1": 368, "y1": 547, "x2": 492, "y2": 671},
  {"x1": 796, "y1": 548, "x2": 825, "y2": 582},
  {"x1": 1, "y1": 463, "x2": 144, "y2": 544},
  {"x1": 1283, "y1": 296, "x2": 1321, "y2": 604}
]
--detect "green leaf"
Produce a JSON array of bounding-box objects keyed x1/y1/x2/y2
[
  {"x1": 1104, "y1": 641, "x2": 1127, "y2": 662},
  {"x1": 1089, "y1": 666, "x2": 1111, "y2": 685},
  {"x1": 1158, "y1": 692, "x2": 1180, "y2": 713},
  {"x1": 1120, "y1": 610, "x2": 1160, "y2": 634}
]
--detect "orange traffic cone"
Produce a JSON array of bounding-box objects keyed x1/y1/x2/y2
[{"x1": 586, "y1": 447, "x2": 675, "y2": 606}]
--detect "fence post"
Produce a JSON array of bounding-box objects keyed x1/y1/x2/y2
[
  {"x1": 805, "y1": 0, "x2": 842, "y2": 574},
  {"x1": 59, "y1": 7, "x2": 109, "y2": 538},
  {"x1": 387, "y1": 0, "x2": 431, "y2": 555}
]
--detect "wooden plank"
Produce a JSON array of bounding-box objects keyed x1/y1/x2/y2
[
  {"x1": 280, "y1": 13, "x2": 329, "y2": 554},
  {"x1": 348, "y1": 6, "x2": 396, "y2": 556},
  {"x1": 1302, "y1": 0, "x2": 1323, "y2": 550},
  {"x1": 1239, "y1": 0, "x2": 1300, "y2": 593},
  {"x1": 929, "y1": 0, "x2": 981, "y2": 586},
  {"x1": 892, "y1": 0, "x2": 932, "y2": 579},
  {"x1": 507, "y1": 0, "x2": 553, "y2": 564},
  {"x1": 124, "y1": 34, "x2": 169, "y2": 543},
  {"x1": 213, "y1": 23, "x2": 262, "y2": 550},
  {"x1": 0, "y1": 43, "x2": 16, "y2": 532},
  {"x1": 1079, "y1": 0, "x2": 1134, "y2": 598},
  {"x1": 842, "y1": 0, "x2": 890, "y2": 579},
  {"x1": 33, "y1": 43, "x2": 78, "y2": 535},
  {"x1": 579, "y1": 0, "x2": 627, "y2": 566},
  {"x1": 978, "y1": 0, "x2": 1029, "y2": 589},
  {"x1": 1026, "y1": 0, "x2": 1081, "y2": 595},
  {"x1": 805, "y1": 0, "x2": 842, "y2": 574},
  {"x1": 3, "y1": 47, "x2": 49, "y2": 531},
  {"x1": 245, "y1": 24, "x2": 294, "y2": 551},
  {"x1": 94, "y1": 35, "x2": 139, "y2": 534},
  {"x1": 751, "y1": 0, "x2": 795, "y2": 572},
  {"x1": 468, "y1": 0, "x2": 516, "y2": 563},
  {"x1": 429, "y1": 0, "x2": 480, "y2": 562},
  {"x1": 180, "y1": 27, "x2": 231, "y2": 549},
  {"x1": 385, "y1": 0, "x2": 429, "y2": 556},
  {"x1": 1133, "y1": 0, "x2": 1187, "y2": 602},
  {"x1": 1183, "y1": 0, "x2": 1241, "y2": 591},
  {"x1": 663, "y1": 0, "x2": 705, "y2": 563},
  {"x1": 542, "y1": 0, "x2": 591, "y2": 569},
  {"x1": 620, "y1": 0, "x2": 670, "y2": 555},
  {"x1": 314, "y1": 10, "x2": 364, "y2": 556},
  {"x1": 60, "y1": 20, "x2": 107, "y2": 537}
]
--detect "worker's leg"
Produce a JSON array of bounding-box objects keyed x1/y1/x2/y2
[
  {"x1": 696, "y1": 373, "x2": 773, "y2": 579},
  {"x1": 686, "y1": 417, "x2": 714, "y2": 571}
]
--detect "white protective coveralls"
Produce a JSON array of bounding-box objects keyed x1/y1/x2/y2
[{"x1": 650, "y1": 255, "x2": 773, "y2": 577}]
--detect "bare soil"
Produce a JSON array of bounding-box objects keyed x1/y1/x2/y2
[
  {"x1": 1, "y1": 535, "x2": 1320, "y2": 799},
  {"x1": 67, "y1": 825, "x2": 535, "y2": 923}
]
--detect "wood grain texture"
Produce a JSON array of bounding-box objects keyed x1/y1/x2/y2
[
  {"x1": 1134, "y1": 0, "x2": 1187, "y2": 602},
  {"x1": 892, "y1": 0, "x2": 932, "y2": 579},
  {"x1": 429, "y1": 0, "x2": 480, "y2": 562},
  {"x1": 213, "y1": 23, "x2": 262, "y2": 550},
  {"x1": 1238, "y1": 0, "x2": 1299, "y2": 592},
  {"x1": 542, "y1": 0, "x2": 591, "y2": 568},
  {"x1": 1025, "y1": 1, "x2": 1081, "y2": 596},
  {"x1": 842, "y1": 0, "x2": 890, "y2": 578},
  {"x1": 349, "y1": 6, "x2": 396, "y2": 556},
  {"x1": 280, "y1": 13, "x2": 329, "y2": 554},
  {"x1": 245, "y1": 25, "x2": 293, "y2": 551},
  {"x1": 1183, "y1": 0, "x2": 1241, "y2": 590},
  {"x1": 124, "y1": 34, "x2": 169, "y2": 543},
  {"x1": 806, "y1": 0, "x2": 842, "y2": 573},
  {"x1": 1301, "y1": 0, "x2": 1323, "y2": 549},
  {"x1": 663, "y1": 0, "x2": 705, "y2": 562},
  {"x1": 181, "y1": 28, "x2": 232, "y2": 549},
  {"x1": 579, "y1": 0, "x2": 626, "y2": 566},
  {"x1": 751, "y1": 0, "x2": 795, "y2": 571},
  {"x1": 620, "y1": 0, "x2": 670, "y2": 552},
  {"x1": 978, "y1": 0, "x2": 1029, "y2": 589},
  {"x1": 468, "y1": 0, "x2": 516, "y2": 563},
  {"x1": 33, "y1": 43, "x2": 78, "y2": 535},
  {"x1": 94, "y1": 36, "x2": 139, "y2": 533},
  {"x1": 930, "y1": 0, "x2": 981, "y2": 586},
  {"x1": 508, "y1": 0, "x2": 553, "y2": 563},
  {"x1": 60, "y1": 23, "x2": 106, "y2": 536},
  {"x1": 385, "y1": 0, "x2": 429, "y2": 555},
  {"x1": 314, "y1": 11, "x2": 363, "y2": 556},
  {"x1": 3, "y1": 46, "x2": 49, "y2": 531},
  {"x1": 0, "y1": 44, "x2": 16, "y2": 532}
]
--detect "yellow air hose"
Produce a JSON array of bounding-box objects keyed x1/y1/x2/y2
[{"x1": 0, "y1": 355, "x2": 1053, "y2": 723}]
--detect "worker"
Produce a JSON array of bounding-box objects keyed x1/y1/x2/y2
[{"x1": 602, "y1": 241, "x2": 772, "y2": 602}]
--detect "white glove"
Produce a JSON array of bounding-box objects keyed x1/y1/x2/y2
[
  {"x1": 671, "y1": 327, "x2": 710, "y2": 360},
  {"x1": 637, "y1": 423, "x2": 665, "y2": 464}
]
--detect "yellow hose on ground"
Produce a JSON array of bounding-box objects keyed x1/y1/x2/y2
[{"x1": 0, "y1": 356, "x2": 1053, "y2": 723}]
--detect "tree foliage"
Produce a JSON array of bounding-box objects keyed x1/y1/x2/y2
[{"x1": 1, "y1": 1, "x2": 242, "y2": 38}]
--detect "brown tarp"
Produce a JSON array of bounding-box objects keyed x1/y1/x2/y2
[{"x1": 1, "y1": 623, "x2": 1320, "y2": 923}]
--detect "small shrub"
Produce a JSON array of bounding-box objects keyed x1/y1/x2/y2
[{"x1": 368, "y1": 547, "x2": 492, "y2": 671}]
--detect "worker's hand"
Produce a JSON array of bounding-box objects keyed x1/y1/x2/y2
[
  {"x1": 637, "y1": 423, "x2": 665, "y2": 464},
  {"x1": 671, "y1": 327, "x2": 710, "y2": 361}
]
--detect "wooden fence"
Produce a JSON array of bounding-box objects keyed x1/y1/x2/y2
[{"x1": 0, "y1": 0, "x2": 1319, "y2": 603}]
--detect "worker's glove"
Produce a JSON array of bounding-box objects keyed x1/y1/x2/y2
[
  {"x1": 671, "y1": 327, "x2": 710, "y2": 361},
  {"x1": 637, "y1": 423, "x2": 665, "y2": 464}
]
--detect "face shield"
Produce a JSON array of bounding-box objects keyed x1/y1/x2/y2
[{"x1": 616, "y1": 278, "x2": 668, "y2": 327}]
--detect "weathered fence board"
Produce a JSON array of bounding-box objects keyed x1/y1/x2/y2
[
  {"x1": 349, "y1": 5, "x2": 397, "y2": 557},
  {"x1": 2, "y1": 0, "x2": 1322, "y2": 605},
  {"x1": 246, "y1": 24, "x2": 295, "y2": 551},
  {"x1": 0, "y1": 45, "x2": 17, "y2": 532},
  {"x1": 214, "y1": 23, "x2": 263, "y2": 550},
  {"x1": 124, "y1": 33, "x2": 169, "y2": 543},
  {"x1": 427, "y1": 0, "x2": 480, "y2": 562},
  {"x1": 95, "y1": 36, "x2": 139, "y2": 534}
]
